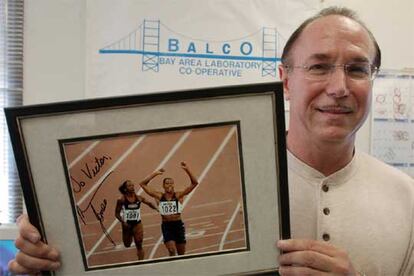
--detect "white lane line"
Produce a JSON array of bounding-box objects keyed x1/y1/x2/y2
[
  {"x1": 156, "y1": 130, "x2": 191, "y2": 171},
  {"x1": 86, "y1": 218, "x2": 118, "y2": 258},
  {"x1": 149, "y1": 126, "x2": 237, "y2": 259},
  {"x1": 190, "y1": 199, "x2": 232, "y2": 209},
  {"x1": 189, "y1": 228, "x2": 244, "y2": 240},
  {"x1": 189, "y1": 221, "x2": 212, "y2": 227},
  {"x1": 186, "y1": 237, "x2": 246, "y2": 254},
  {"x1": 184, "y1": 212, "x2": 226, "y2": 221},
  {"x1": 219, "y1": 201, "x2": 241, "y2": 250},
  {"x1": 77, "y1": 135, "x2": 146, "y2": 206},
  {"x1": 68, "y1": 141, "x2": 100, "y2": 169},
  {"x1": 86, "y1": 131, "x2": 191, "y2": 258},
  {"x1": 199, "y1": 226, "x2": 219, "y2": 231},
  {"x1": 136, "y1": 130, "x2": 191, "y2": 196}
]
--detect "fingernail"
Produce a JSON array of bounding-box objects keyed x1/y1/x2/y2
[
  {"x1": 49, "y1": 262, "x2": 60, "y2": 270},
  {"x1": 277, "y1": 240, "x2": 286, "y2": 247},
  {"x1": 29, "y1": 232, "x2": 40, "y2": 243},
  {"x1": 16, "y1": 214, "x2": 24, "y2": 224},
  {"x1": 48, "y1": 249, "x2": 60, "y2": 260}
]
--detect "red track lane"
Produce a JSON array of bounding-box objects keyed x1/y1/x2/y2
[
  {"x1": 62, "y1": 124, "x2": 248, "y2": 268},
  {"x1": 63, "y1": 140, "x2": 96, "y2": 163}
]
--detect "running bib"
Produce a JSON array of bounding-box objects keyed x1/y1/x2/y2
[
  {"x1": 159, "y1": 201, "x2": 181, "y2": 215},
  {"x1": 124, "y1": 209, "x2": 140, "y2": 221}
]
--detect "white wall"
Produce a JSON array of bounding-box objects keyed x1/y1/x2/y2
[
  {"x1": 24, "y1": 0, "x2": 414, "y2": 153},
  {"x1": 321, "y1": 0, "x2": 414, "y2": 152},
  {"x1": 322, "y1": 0, "x2": 414, "y2": 70},
  {"x1": 24, "y1": 0, "x2": 86, "y2": 104}
]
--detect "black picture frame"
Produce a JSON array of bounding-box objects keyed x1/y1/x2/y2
[{"x1": 5, "y1": 82, "x2": 290, "y2": 275}]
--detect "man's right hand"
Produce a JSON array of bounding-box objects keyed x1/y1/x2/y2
[{"x1": 8, "y1": 214, "x2": 61, "y2": 275}]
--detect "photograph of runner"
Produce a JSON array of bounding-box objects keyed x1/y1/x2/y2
[
  {"x1": 60, "y1": 122, "x2": 249, "y2": 269},
  {"x1": 115, "y1": 180, "x2": 158, "y2": 260},
  {"x1": 138, "y1": 162, "x2": 198, "y2": 256}
]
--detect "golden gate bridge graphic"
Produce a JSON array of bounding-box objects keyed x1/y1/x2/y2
[{"x1": 99, "y1": 19, "x2": 285, "y2": 77}]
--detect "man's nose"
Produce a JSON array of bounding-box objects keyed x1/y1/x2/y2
[{"x1": 325, "y1": 66, "x2": 350, "y2": 98}]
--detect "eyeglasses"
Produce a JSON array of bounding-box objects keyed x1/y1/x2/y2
[{"x1": 284, "y1": 62, "x2": 379, "y2": 81}]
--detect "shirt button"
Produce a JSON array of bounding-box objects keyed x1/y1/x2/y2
[
  {"x1": 323, "y1": 207, "x2": 330, "y2": 215},
  {"x1": 322, "y1": 184, "x2": 329, "y2": 192},
  {"x1": 322, "y1": 233, "x2": 330, "y2": 241}
]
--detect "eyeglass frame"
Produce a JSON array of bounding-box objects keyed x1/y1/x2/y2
[{"x1": 282, "y1": 62, "x2": 379, "y2": 81}]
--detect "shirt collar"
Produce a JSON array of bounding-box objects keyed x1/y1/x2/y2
[{"x1": 287, "y1": 149, "x2": 359, "y2": 186}]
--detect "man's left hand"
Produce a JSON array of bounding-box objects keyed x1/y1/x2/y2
[{"x1": 277, "y1": 239, "x2": 358, "y2": 275}]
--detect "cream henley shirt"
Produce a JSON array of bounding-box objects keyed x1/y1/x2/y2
[{"x1": 288, "y1": 149, "x2": 414, "y2": 275}]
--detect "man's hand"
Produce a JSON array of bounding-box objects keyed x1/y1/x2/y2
[
  {"x1": 8, "y1": 214, "x2": 61, "y2": 275},
  {"x1": 277, "y1": 239, "x2": 358, "y2": 275}
]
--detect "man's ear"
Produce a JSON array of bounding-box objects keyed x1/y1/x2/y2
[{"x1": 278, "y1": 64, "x2": 290, "y2": 100}]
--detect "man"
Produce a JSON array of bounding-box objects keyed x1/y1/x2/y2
[
  {"x1": 276, "y1": 6, "x2": 414, "y2": 276},
  {"x1": 8, "y1": 7, "x2": 414, "y2": 275},
  {"x1": 138, "y1": 161, "x2": 199, "y2": 256}
]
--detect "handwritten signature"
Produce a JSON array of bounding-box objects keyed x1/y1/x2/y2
[
  {"x1": 81, "y1": 154, "x2": 112, "y2": 179},
  {"x1": 76, "y1": 172, "x2": 116, "y2": 246},
  {"x1": 71, "y1": 154, "x2": 112, "y2": 193}
]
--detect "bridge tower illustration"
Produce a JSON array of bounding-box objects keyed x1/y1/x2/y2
[
  {"x1": 142, "y1": 20, "x2": 160, "y2": 72},
  {"x1": 99, "y1": 20, "x2": 283, "y2": 76},
  {"x1": 262, "y1": 27, "x2": 278, "y2": 77}
]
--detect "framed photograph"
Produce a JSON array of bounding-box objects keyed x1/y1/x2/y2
[{"x1": 5, "y1": 82, "x2": 290, "y2": 275}]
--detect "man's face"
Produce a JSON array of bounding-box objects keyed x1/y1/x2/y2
[
  {"x1": 280, "y1": 15, "x2": 376, "y2": 145},
  {"x1": 163, "y1": 178, "x2": 175, "y2": 193}
]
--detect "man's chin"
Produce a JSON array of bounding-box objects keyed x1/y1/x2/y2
[{"x1": 317, "y1": 127, "x2": 355, "y2": 143}]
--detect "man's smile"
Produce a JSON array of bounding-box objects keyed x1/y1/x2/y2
[{"x1": 316, "y1": 105, "x2": 353, "y2": 114}]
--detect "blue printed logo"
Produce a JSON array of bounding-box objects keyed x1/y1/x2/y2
[{"x1": 99, "y1": 20, "x2": 283, "y2": 78}]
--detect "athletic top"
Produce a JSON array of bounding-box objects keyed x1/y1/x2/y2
[
  {"x1": 159, "y1": 193, "x2": 183, "y2": 216},
  {"x1": 122, "y1": 194, "x2": 141, "y2": 224}
]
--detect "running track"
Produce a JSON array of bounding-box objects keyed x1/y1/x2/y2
[{"x1": 61, "y1": 123, "x2": 248, "y2": 269}]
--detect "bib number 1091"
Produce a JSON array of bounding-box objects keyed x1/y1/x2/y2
[{"x1": 124, "y1": 209, "x2": 140, "y2": 221}]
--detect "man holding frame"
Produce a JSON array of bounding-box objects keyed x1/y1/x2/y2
[
  {"x1": 275, "y1": 6, "x2": 413, "y2": 275},
  {"x1": 7, "y1": 6, "x2": 414, "y2": 276}
]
